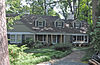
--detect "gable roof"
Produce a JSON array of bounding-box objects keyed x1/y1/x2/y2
[{"x1": 7, "y1": 14, "x2": 88, "y2": 34}]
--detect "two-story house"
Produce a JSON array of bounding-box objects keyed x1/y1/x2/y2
[{"x1": 7, "y1": 14, "x2": 89, "y2": 45}]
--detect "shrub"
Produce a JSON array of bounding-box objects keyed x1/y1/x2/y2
[
  {"x1": 81, "y1": 48, "x2": 95, "y2": 61},
  {"x1": 18, "y1": 38, "x2": 34, "y2": 48},
  {"x1": 9, "y1": 44, "x2": 51, "y2": 65},
  {"x1": 51, "y1": 43, "x2": 72, "y2": 52}
]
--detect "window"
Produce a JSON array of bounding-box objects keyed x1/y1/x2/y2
[
  {"x1": 36, "y1": 21, "x2": 46, "y2": 27},
  {"x1": 72, "y1": 35, "x2": 88, "y2": 43},
  {"x1": 10, "y1": 35, "x2": 16, "y2": 43},
  {"x1": 10, "y1": 34, "x2": 22, "y2": 43},
  {"x1": 73, "y1": 22, "x2": 82, "y2": 28},
  {"x1": 38, "y1": 21, "x2": 43, "y2": 27},
  {"x1": 56, "y1": 22, "x2": 64, "y2": 27}
]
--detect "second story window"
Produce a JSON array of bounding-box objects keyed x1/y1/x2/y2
[
  {"x1": 73, "y1": 20, "x2": 82, "y2": 28},
  {"x1": 56, "y1": 22, "x2": 64, "y2": 27},
  {"x1": 35, "y1": 17, "x2": 46, "y2": 27},
  {"x1": 38, "y1": 21, "x2": 44, "y2": 27},
  {"x1": 73, "y1": 22, "x2": 82, "y2": 28},
  {"x1": 55, "y1": 19, "x2": 64, "y2": 28}
]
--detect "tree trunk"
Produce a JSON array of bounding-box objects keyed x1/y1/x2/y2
[
  {"x1": 0, "y1": 0, "x2": 10, "y2": 65},
  {"x1": 92, "y1": 0, "x2": 99, "y2": 28}
]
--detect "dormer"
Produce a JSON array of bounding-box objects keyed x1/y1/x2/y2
[
  {"x1": 55, "y1": 19, "x2": 64, "y2": 28},
  {"x1": 35, "y1": 17, "x2": 46, "y2": 27},
  {"x1": 73, "y1": 19, "x2": 82, "y2": 28}
]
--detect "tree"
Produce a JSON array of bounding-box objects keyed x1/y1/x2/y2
[
  {"x1": 92, "y1": 0, "x2": 99, "y2": 28},
  {"x1": 90, "y1": 0, "x2": 100, "y2": 51},
  {"x1": 0, "y1": 0, "x2": 10, "y2": 65}
]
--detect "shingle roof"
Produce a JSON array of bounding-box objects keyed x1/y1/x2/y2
[{"x1": 7, "y1": 14, "x2": 88, "y2": 34}]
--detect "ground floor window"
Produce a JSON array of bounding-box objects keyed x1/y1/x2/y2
[
  {"x1": 72, "y1": 35, "x2": 88, "y2": 43},
  {"x1": 10, "y1": 34, "x2": 22, "y2": 43}
]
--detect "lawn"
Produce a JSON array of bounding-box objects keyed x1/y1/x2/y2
[{"x1": 25, "y1": 48, "x2": 72, "y2": 59}]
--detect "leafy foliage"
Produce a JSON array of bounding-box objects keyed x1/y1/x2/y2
[
  {"x1": 81, "y1": 48, "x2": 95, "y2": 61},
  {"x1": 90, "y1": 21, "x2": 100, "y2": 51},
  {"x1": 51, "y1": 43, "x2": 72, "y2": 52},
  {"x1": 9, "y1": 45, "x2": 50, "y2": 65}
]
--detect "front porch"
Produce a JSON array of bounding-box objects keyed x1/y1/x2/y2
[{"x1": 34, "y1": 34, "x2": 65, "y2": 44}]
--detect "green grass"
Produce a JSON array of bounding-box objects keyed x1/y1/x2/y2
[
  {"x1": 25, "y1": 48, "x2": 72, "y2": 59},
  {"x1": 72, "y1": 47, "x2": 90, "y2": 51}
]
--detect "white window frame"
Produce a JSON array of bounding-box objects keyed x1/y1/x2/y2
[
  {"x1": 10, "y1": 34, "x2": 16, "y2": 43},
  {"x1": 73, "y1": 22, "x2": 82, "y2": 28},
  {"x1": 38, "y1": 21, "x2": 44, "y2": 27},
  {"x1": 72, "y1": 35, "x2": 88, "y2": 43},
  {"x1": 10, "y1": 34, "x2": 22, "y2": 43},
  {"x1": 57, "y1": 22, "x2": 63, "y2": 27}
]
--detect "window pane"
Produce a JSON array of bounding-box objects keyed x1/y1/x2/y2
[
  {"x1": 53, "y1": 35, "x2": 56, "y2": 43},
  {"x1": 57, "y1": 22, "x2": 63, "y2": 27},
  {"x1": 77, "y1": 36, "x2": 80, "y2": 41},
  {"x1": 82, "y1": 36, "x2": 84, "y2": 41},
  {"x1": 38, "y1": 21, "x2": 43, "y2": 27},
  {"x1": 11, "y1": 35, "x2": 15, "y2": 39},
  {"x1": 10, "y1": 35, "x2": 15, "y2": 43},
  {"x1": 11, "y1": 39, "x2": 15, "y2": 42},
  {"x1": 73, "y1": 36, "x2": 76, "y2": 42},
  {"x1": 17, "y1": 35, "x2": 21, "y2": 42},
  {"x1": 75, "y1": 22, "x2": 80, "y2": 28}
]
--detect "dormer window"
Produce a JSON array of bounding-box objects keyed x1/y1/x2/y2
[
  {"x1": 74, "y1": 22, "x2": 81, "y2": 28},
  {"x1": 73, "y1": 20, "x2": 82, "y2": 28},
  {"x1": 56, "y1": 22, "x2": 64, "y2": 27},
  {"x1": 38, "y1": 21, "x2": 43, "y2": 27},
  {"x1": 35, "y1": 17, "x2": 46, "y2": 27},
  {"x1": 55, "y1": 19, "x2": 64, "y2": 28}
]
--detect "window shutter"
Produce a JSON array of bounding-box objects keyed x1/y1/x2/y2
[
  {"x1": 56, "y1": 22, "x2": 57, "y2": 27},
  {"x1": 37, "y1": 21, "x2": 38, "y2": 27},
  {"x1": 7, "y1": 34, "x2": 10, "y2": 43},
  {"x1": 62, "y1": 22, "x2": 64, "y2": 27},
  {"x1": 22, "y1": 34, "x2": 25, "y2": 43},
  {"x1": 43, "y1": 21, "x2": 46, "y2": 26},
  {"x1": 34, "y1": 21, "x2": 35, "y2": 26},
  {"x1": 80, "y1": 23, "x2": 81, "y2": 28},
  {"x1": 74, "y1": 22, "x2": 76, "y2": 27}
]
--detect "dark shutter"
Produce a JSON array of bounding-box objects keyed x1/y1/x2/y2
[
  {"x1": 74, "y1": 23, "x2": 76, "y2": 28},
  {"x1": 37, "y1": 21, "x2": 38, "y2": 27},
  {"x1": 22, "y1": 34, "x2": 25, "y2": 43},
  {"x1": 43, "y1": 21, "x2": 45, "y2": 26},
  {"x1": 7, "y1": 34, "x2": 10, "y2": 44},
  {"x1": 34, "y1": 21, "x2": 35, "y2": 26},
  {"x1": 80, "y1": 23, "x2": 82, "y2": 28},
  {"x1": 56, "y1": 22, "x2": 57, "y2": 27},
  {"x1": 62, "y1": 22, "x2": 64, "y2": 27}
]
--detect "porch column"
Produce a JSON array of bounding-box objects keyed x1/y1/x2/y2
[
  {"x1": 64, "y1": 35, "x2": 66, "y2": 44},
  {"x1": 42, "y1": 35, "x2": 44, "y2": 42},
  {"x1": 60, "y1": 34, "x2": 62, "y2": 43},
  {"x1": 76, "y1": 35, "x2": 77, "y2": 43},
  {"x1": 37, "y1": 35, "x2": 38, "y2": 41},
  {"x1": 34, "y1": 34, "x2": 35, "y2": 42},
  {"x1": 51, "y1": 34, "x2": 53, "y2": 44},
  {"x1": 46, "y1": 34, "x2": 48, "y2": 43},
  {"x1": 84, "y1": 35, "x2": 85, "y2": 42}
]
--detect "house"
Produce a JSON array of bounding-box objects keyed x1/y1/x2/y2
[{"x1": 7, "y1": 14, "x2": 89, "y2": 45}]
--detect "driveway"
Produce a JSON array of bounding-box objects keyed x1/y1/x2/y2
[{"x1": 37, "y1": 51, "x2": 88, "y2": 65}]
